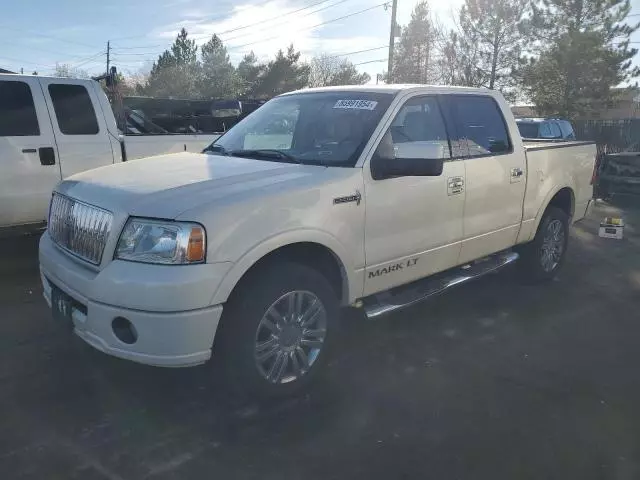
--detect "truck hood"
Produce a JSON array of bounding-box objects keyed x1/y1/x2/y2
[{"x1": 56, "y1": 152, "x2": 328, "y2": 219}]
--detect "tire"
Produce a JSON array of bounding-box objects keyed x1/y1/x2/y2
[
  {"x1": 214, "y1": 261, "x2": 339, "y2": 398},
  {"x1": 517, "y1": 207, "x2": 570, "y2": 284}
]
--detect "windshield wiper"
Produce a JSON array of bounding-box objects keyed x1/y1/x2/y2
[
  {"x1": 203, "y1": 144, "x2": 228, "y2": 155},
  {"x1": 229, "y1": 149, "x2": 301, "y2": 164}
]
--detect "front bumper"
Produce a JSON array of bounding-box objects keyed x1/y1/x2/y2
[{"x1": 39, "y1": 232, "x2": 230, "y2": 367}]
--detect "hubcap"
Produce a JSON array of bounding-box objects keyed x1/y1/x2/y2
[
  {"x1": 540, "y1": 219, "x2": 565, "y2": 272},
  {"x1": 254, "y1": 291, "x2": 327, "y2": 384}
]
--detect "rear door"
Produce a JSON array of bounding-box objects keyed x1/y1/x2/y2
[
  {"x1": 38, "y1": 78, "x2": 114, "y2": 179},
  {"x1": 0, "y1": 77, "x2": 60, "y2": 227},
  {"x1": 444, "y1": 94, "x2": 526, "y2": 264}
]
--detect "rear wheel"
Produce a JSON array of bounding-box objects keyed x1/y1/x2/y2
[
  {"x1": 518, "y1": 207, "x2": 569, "y2": 283},
  {"x1": 215, "y1": 262, "x2": 339, "y2": 398}
]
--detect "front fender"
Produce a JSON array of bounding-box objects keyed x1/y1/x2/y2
[{"x1": 209, "y1": 229, "x2": 361, "y2": 306}]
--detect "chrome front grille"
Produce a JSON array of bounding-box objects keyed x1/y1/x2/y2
[{"x1": 48, "y1": 194, "x2": 113, "y2": 265}]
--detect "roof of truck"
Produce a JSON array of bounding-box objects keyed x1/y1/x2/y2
[
  {"x1": 281, "y1": 84, "x2": 493, "y2": 95},
  {"x1": 0, "y1": 72, "x2": 97, "y2": 82}
]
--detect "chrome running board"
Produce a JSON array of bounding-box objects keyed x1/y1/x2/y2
[{"x1": 363, "y1": 251, "x2": 519, "y2": 319}]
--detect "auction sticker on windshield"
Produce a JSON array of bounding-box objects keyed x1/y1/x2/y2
[{"x1": 333, "y1": 100, "x2": 378, "y2": 110}]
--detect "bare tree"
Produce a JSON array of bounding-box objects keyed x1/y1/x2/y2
[
  {"x1": 54, "y1": 63, "x2": 90, "y2": 79},
  {"x1": 309, "y1": 54, "x2": 370, "y2": 87}
]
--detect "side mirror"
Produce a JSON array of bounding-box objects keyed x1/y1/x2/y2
[{"x1": 370, "y1": 141, "x2": 445, "y2": 180}]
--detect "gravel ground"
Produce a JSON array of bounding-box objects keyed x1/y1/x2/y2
[{"x1": 1, "y1": 199, "x2": 639, "y2": 480}]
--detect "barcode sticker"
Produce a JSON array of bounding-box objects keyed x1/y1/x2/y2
[{"x1": 333, "y1": 99, "x2": 378, "y2": 110}]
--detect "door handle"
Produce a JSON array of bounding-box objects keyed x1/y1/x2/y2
[
  {"x1": 511, "y1": 167, "x2": 524, "y2": 178},
  {"x1": 21, "y1": 148, "x2": 37, "y2": 153},
  {"x1": 39, "y1": 147, "x2": 56, "y2": 166}
]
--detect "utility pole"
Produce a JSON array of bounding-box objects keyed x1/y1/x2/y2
[
  {"x1": 387, "y1": 0, "x2": 398, "y2": 84},
  {"x1": 106, "y1": 40, "x2": 110, "y2": 75}
]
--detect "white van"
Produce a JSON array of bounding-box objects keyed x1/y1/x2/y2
[{"x1": 0, "y1": 74, "x2": 219, "y2": 233}]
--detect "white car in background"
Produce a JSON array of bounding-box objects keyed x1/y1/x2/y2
[{"x1": 0, "y1": 74, "x2": 219, "y2": 233}]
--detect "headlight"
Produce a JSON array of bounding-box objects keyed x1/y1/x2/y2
[{"x1": 115, "y1": 218, "x2": 206, "y2": 265}]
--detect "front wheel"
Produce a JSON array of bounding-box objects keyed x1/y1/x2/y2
[
  {"x1": 214, "y1": 262, "x2": 339, "y2": 398},
  {"x1": 518, "y1": 207, "x2": 569, "y2": 283}
]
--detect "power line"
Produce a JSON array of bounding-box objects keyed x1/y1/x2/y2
[
  {"x1": 217, "y1": 0, "x2": 351, "y2": 41},
  {"x1": 108, "y1": 2, "x2": 387, "y2": 62},
  {"x1": 0, "y1": 25, "x2": 99, "y2": 48},
  {"x1": 354, "y1": 58, "x2": 386, "y2": 66},
  {"x1": 110, "y1": 0, "x2": 352, "y2": 56},
  {"x1": 228, "y1": 2, "x2": 389, "y2": 51},
  {"x1": 108, "y1": 7, "x2": 242, "y2": 42},
  {"x1": 220, "y1": 0, "x2": 351, "y2": 44},
  {"x1": 0, "y1": 55, "x2": 57, "y2": 69},
  {"x1": 325, "y1": 45, "x2": 388, "y2": 59},
  {"x1": 68, "y1": 51, "x2": 107, "y2": 68},
  {"x1": 0, "y1": 40, "x2": 99, "y2": 59}
]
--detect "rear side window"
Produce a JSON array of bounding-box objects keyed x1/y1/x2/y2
[
  {"x1": 449, "y1": 96, "x2": 512, "y2": 157},
  {"x1": 517, "y1": 122, "x2": 539, "y2": 139},
  {"x1": 549, "y1": 122, "x2": 562, "y2": 138},
  {"x1": 0, "y1": 80, "x2": 40, "y2": 136},
  {"x1": 539, "y1": 122, "x2": 552, "y2": 138},
  {"x1": 48, "y1": 84, "x2": 99, "y2": 135},
  {"x1": 559, "y1": 121, "x2": 575, "y2": 139}
]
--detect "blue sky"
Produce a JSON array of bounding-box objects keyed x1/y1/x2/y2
[
  {"x1": 2, "y1": 0, "x2": 639, "y2": 82},
  {"x1": 0, "y1": 0, "x2": 460, "y2": 79}
]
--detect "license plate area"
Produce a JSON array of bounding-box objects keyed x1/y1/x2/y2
[{"x1": 49, "y1": 282, "x2": 87, "y2": 330}]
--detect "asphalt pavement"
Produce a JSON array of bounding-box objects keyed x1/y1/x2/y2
[{"x1": 1, "y1": 199, "x2": 639, "y2": 480}]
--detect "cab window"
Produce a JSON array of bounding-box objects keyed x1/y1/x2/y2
[
  {"x1": 0, "y1": 80, "x2": 40, "y2": 137},
  {"x1": 447, "y1": 95, "x2": 512, "y2": 157},
  {"x1": 375, "y1": 96, "x2": 451, "y2": 161}
]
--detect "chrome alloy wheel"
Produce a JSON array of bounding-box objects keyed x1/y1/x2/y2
[
  {"x1": 540, "y1": 219, "x2": 565, "y2": 272},
  {"x1": 254, "y1": 290, "x2": 327, "y2": 384}
]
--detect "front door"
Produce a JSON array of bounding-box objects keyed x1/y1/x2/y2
[
  {"x1": 363, "y1": 95, "x2": 465, "y2": 297},
  {"x1": 0, "y1": 77, "x2": 61, "y2": 227},
  {"x1": 38, "y1": 78, "x2": 115, "y2": 179},
  {"x1": 444, "y1": 95, "x2": 526, "y2": 264}
]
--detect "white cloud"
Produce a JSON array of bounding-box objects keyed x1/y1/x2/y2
[{"x1": 152, "y1": 0, "x2": 386, "y2": 64}]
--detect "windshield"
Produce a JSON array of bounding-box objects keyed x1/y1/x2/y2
[
  {"x1": 517, "y1": 122, "x2": 540, "y2": 138},
  {"x1": 206, "y1": 92, "x2": 394, "y2": 166}
]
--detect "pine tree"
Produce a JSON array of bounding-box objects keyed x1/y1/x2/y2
[
  {"x1": 252, "y1": 45, "x2": 310, "y2": 97},
  {"x1": 518, "y1": 0, "x2": 640, "y2": 119},
  {"x1": 391, "y1": 1, "x2": 440, "y2": 84},
  {"x1": 198, "y1": 34, "x2": 238, "y2": 98},
  {"x1": 145, "y1": 28, "x2": 200, "y2": 98},
  {"x1": 237, "y1": 51, "x2": 265, "y2": 96},
  {"x1": 457, "y1": 0, "x2": 528, "y2": 93}
]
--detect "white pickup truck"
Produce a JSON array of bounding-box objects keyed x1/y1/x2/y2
[
  {"x1": 39, "y1": 85, "x2": 596, "y2": 397},
  {"x1": 0, "y1": 74, "x2": 219, "y2": 232}
]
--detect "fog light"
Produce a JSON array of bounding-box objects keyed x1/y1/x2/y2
[{"x1": 112, "y1": 317, "x2": 137, "y2": 344}]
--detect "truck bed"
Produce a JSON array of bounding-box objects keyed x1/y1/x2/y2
[{"x1": 518, "y1": 140, "x2": 596, "y2": 242}]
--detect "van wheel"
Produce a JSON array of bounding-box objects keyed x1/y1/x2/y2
[
  {"x1": 518, "y1": 207, "x2": 569, "y2": 284},
  {"x1": 215, "y1": 262, "x2": 339, "y2": 398}
]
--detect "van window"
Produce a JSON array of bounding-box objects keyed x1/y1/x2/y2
[
  {"x1": 48, "y1": 84, "x2": 99, "y2": 135},
  {"x1": 449, "y1": 96, "x2": 512, "y2": 157},
  {"x1": 0, "y1": 80, "x2": 40, "y2": 136}
]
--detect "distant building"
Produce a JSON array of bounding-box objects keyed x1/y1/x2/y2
[
  {"x1": 511, "y1": 104, "x2": 538, "y2": 118},
  {"x1": 0, "y1": 67, "x2": 15, "y2": 74}
]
